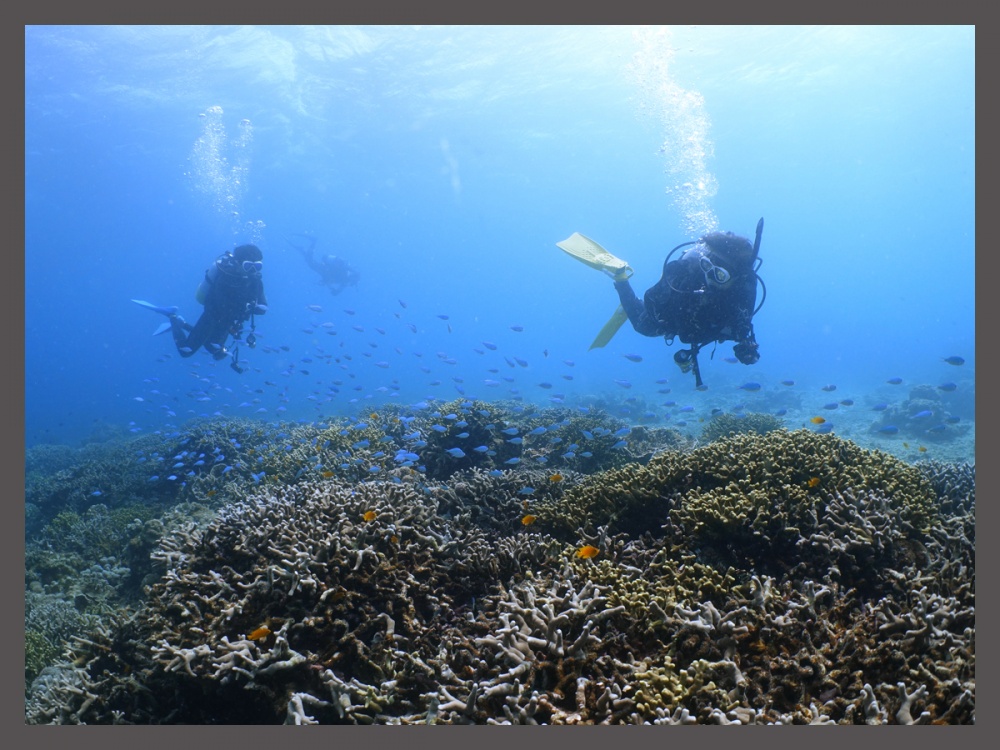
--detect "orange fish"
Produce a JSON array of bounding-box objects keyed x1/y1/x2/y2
[
  {"x1": 807, "y1": 477, "x2": 820, "y2": 488},
  {"x1": 549, "y1": 473, "x2": 563, "y2": 483},
  {"x1": 810, "y1": 416, "x2": 826, "y2": 424},
  {"x1": 370, "y1": 412, "x2": 378, "y2": 420},
  {"x1": 322, "y1": 471, "x2": 335, "y2": 478},
  {"x1": 918, "y1": 445, "x2": 927, "y2": 453},
  {"x1": 575, "y1": 545, "x2": 600, "y2": 559},
  {"x1": 206, "y1": 489, "x2": 217, "y2": 497},
  {"x1": 363, "y1": 510, "x2": 377, "y2": 522},
  {"x1": 247, "y1": 626, "x2": 271, "y2": 641},
  {"x1": 390, "y1": 535, "x2": 399, "y2": 544},
  {"x1": 521, "y1": 514, "x2": 538, "y2": 526}
]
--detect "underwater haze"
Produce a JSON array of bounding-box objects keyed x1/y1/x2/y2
[{"x1": 25, "y1": 25, "x2": 975, "y2": 460}]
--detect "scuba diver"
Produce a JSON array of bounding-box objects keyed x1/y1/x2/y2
[
  {"x1": 288, "y1": 233, "x2": 360, "y2": 295},
  {"x1": 556, "y1": 219, "x2": 765, "y2": 388},
  {"x1": 132, "y1": 244, "x2": 268, "y2": 374}
]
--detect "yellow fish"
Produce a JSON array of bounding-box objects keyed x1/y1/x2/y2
[
  {"x1": 363, "y1": 510, "x2": 377, "y2": 522},
  {"x1": 810, "y1": 416, "x2": 826, "y2": 425},
  {"x1": 807, "y1": 477, "x2": 821, "y2": 488},
  {"x1": 247, "y1": 626, "x2": 271, "y2": 641},
  {"x1": 549, "y1": 473, "x2": 563, "y2": 483},
  {"x1": 575, "y1": 545, "x2": 600, "y2": 559},
  {"x1": 521, "y1": 514, "x2": 538, "y2": 526}
]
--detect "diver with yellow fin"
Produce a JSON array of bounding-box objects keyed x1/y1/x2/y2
[{"x1": 557, "y1": 219, "x2": 765, "y2": 388}]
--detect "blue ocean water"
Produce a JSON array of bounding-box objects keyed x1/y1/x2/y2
[{"x1": 25, "y1": 25, "x2": 974, "y2": 457}]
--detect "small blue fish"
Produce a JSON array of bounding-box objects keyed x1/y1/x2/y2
[
  {"x1": 430, "y1": 424, "x2": 447, "y2": 432},
  {"x1": 872, "y1": 403, "x2": 888, "y2": 411},
  {"x1": 611, "y1": 440, "x2": 627, "y2": 449},
  {"x1": 501, "y1": 427, "x2": 519, "y2": 435},
  {"x1": 352, "y1": 439, "x2": 370, "y2": 449},
  {"x1": 886, "y1": 377, "x2": 903, "y2": 385},
  {"x1": 815, "y1": 423, "x2": 834, "y2": 434},
  {"x1": 518, "y1": 487, "x2": 535, "y2": 495},
  {"x1": 773, "y1": 409, "x2": 787, "y2": 416},
  {"x1": 938, "y1": 382, "x2": 957, "y2": 392},
  {"x1": 562, "y1": 451, "x2": 576, "y2": 458},
  {"x1": 926, "y1": 424, "x2": 948, "y2": 433},
  {"x1": 510, "y1": 325, "x2": 524, "y2": 332},
  {"x1": 944, "y1": 415, "x2": 961, "y2": 424},
  {"x1": 840, "y1": 399, "x2": 854, "y2": 406},
  {"x1": 943, "y1": 356, "x2": 965, "y2": 366},
  {"x1": 482, "y1": 341, "x2": 498, "y2": 350},
  {"x1": 446, "y1": 448, "x2": 466, "y2": 458},
  {"x1": 614, "y1": 379, "x2": 632, "y2": 389},
  {"x1": 912, "y1": 410, "x2": 933, "y2": 419},
  {"x1": 473, "y1": 445, "x2": 490, "y2": 453},
  {"x1": 489, "y1": 469, "x2": 504, "y2": 477},
  {"x1": 613, "y1": 427, "x2": 631, "y2": 436},
  {"x1": 821, "y1": 384, "x2": 837, "y2": 392},
  {"x1": 507, "y1": 437, "x2": 523, "y2": 445},
  {"x1": 623, "y1": 353, "x2": 643, "y2": 363},
  {"x1": 738, "y1": 382, "x2": 761, "y2": 392},
  {"x1": 527, "y1": 426, "x2": 547, "y2": 435},
  {"x1": 822, "y1": 403, "x2": 839, "y2": 410},
  {"x1": 504, "y1": 457, "x2": 521, "y2": 465},
  {"x1": 877, "y1": 425, "x2": 900, "y2": 435},
  {"x1": 90, "y1": 490, "x2": 103, "y2": 497}
]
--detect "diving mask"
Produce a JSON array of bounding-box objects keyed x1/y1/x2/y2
[
  {"x1": 699, "y1": 254, "x2": 730, "y2": 286},
  {"x1": 242, "y1": 260, "x2": 263, "y2": 274}
]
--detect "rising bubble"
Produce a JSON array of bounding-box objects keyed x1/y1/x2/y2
[{"x1": 627, "y1": 27, "x2": 719, "y2": 237}]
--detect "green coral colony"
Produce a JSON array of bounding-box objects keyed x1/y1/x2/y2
[{"x1": 25, "y1": 403, "x2": 974, "y2": 724}]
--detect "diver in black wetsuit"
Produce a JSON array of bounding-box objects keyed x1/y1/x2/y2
[
  {"x1": 134, "y1": 244, "x2": 267, "y2": 374},
  {"x1": 289, "y1": 233, "x2": 360, "y2": 295},
  {"x1": 613, "y1": 220, "x2": 764, "y2": 388},
  {"x1": 174, "y1": 244, "x2": 267, "y2": 371}
]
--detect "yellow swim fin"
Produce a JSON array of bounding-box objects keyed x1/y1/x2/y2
[
  {"x1": 590, "y1": 305, "x2": 629, "y2": 350},
  {"x1": 556, "y1": 233, "x2": 632, "y2": 280}
]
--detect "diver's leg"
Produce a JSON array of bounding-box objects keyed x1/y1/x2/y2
[
  {"x1": 614, "y1": 279, "x2": 667, "y2": 337},
  {"x1": 203, "y1": 323, "x2": 232, "y2": 361},
  {"x1": 174, "y1": 315, "x2": 212, "y2": 357}
]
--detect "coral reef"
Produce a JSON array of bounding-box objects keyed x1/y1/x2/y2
[
  {"x1": 24, "y1": 410, "x2": 974, "y2": 724},
  {"x1": 700, "y1": 410, "x2": 785, "y2": 444}
]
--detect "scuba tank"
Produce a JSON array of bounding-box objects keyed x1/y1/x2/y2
[{"x1": 195, "y1": 260, "x2": 220, "y2": 305}]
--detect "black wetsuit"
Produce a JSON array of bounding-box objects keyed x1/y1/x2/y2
[
  {"x1": 615, "y1": 254, "x2": 755, "y2": 345},
  {"x1": 172, "y1": 258, "x2": 267, "y2": 359},
  {"x1": 614, "y1": 239, "x2": 759, "y2": 371}
]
